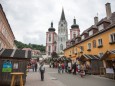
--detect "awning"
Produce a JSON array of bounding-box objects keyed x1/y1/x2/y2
[
  {"x1": 101, "y1": 50, "x2": 115, "y2": 60},
  {"x1": 79, "y1": 54, "x2": 100, "y2": 61},
  {"x1": 0, "y1": 48, "x2": 31, "y2": 59}
]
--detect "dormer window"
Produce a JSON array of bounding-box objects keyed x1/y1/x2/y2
[
  {"x1": 75, "y1": 39, "x2": 78, "y2": 43},
  {"x1": 89, "y1": 30, "x2": 93, "y2": 36},
  {"x1": 82, "y1": 35, "x2": 85, "y2": 40},
  {"x1": 98, "y1": 24, "x2": 104, "y2": 31},
  {"x1": 98, "y1": 52, "x2": 104, "y2": 58}
]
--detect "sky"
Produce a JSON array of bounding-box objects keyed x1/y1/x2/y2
[{"x1": 0, "y1": 0, "x2": 115, "y2": 46}]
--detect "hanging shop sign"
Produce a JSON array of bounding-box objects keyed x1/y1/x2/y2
[{"x1": 2, "y1": 60, "x2": 12, "y2": 72}]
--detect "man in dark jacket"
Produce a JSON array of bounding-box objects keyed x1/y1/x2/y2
[
  {"x1": 39, "y1": 63, "x2": 45, "y2": 81},
  {"x1": 72, "y1": 62, "x2": 76, "y2": 75}
]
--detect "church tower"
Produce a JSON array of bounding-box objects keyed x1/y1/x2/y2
[
  {"x1": 70, "y1": 18, "x2": 80, "y2": 40},
  {"x1": 57, "y1": 9, "x2": 68, "y2": 54},
  {"x1": 46, "y1": 22, "x2": 57, "y2": 57}
]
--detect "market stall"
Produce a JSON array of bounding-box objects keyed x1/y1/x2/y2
[
  {"x1": 0, "y1": 48, "x2": 31, "y2": 85},
  {"x1": 79, "y1": 54, "x2": 103, "y2": 75},
  {"x1": 101, "y1": 50, "x2": 115, "y2": 79}
]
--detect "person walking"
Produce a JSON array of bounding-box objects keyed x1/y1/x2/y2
[
  {"x1": 58, "y1": 63, "x2": 61, "y2": 73},
  {"x1": 61, "y1": 63, "x2": 65, "y2": 73},
  {"x1": 32, "y1": 63, "x2": 35, "y2": 72},
  {"x1": 35, "y1": 63, "x2": 38, "y2": 72},
  {"x1": 72, "y1": 62, "x2": 76, "y2": 75},
  {"x1": 39, "y1": 63, "x2": 45, "y2": 81}
]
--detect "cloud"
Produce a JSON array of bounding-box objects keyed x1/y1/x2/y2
[{"x1": 1, "y1": 0, "x2": 115, "y2": 45}]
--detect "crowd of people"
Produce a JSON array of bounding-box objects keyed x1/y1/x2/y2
[{"x1": 49, "y1": 61, "x2": 91, "y2": 78}]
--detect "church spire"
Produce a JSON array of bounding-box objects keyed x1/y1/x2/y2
[{"x1": 60, "y1": 8, "x2": 66, "y2": 20}]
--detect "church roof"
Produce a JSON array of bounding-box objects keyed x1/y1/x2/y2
[
  {"x1": 60, "y1": 8, "x2": 66, "y2": 21},
  {"x1": 71, "y1": 18, "x2": 79, "y2": 28},
  {"x1": 48, "y1": 22, "x2": 55, "y2": 32}
]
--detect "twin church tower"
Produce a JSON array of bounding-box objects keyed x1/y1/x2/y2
[{"x1": 46, "y1": 9, "x2": 80, "y2": 57}]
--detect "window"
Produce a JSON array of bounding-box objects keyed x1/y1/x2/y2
[
  {"x1": 70, "y1": 51, "x2": 71, "y2": 55},
  {"x1": 73, "y1": 34, "x2": 76, "y2": 38},
  {"x1": 87, "y1": 43, "x2": 91, "y2": 51},
  {"x1": 80, "y1": 46, "x2": 83, "y2": 53},
  {"x1": 49, "y1": 34, "x2": 51, "y2": 42},
  {"x1": 72, "y1": 49, "x2": 74, "y2": 54},
  {"x1": 82, "y1": 35, "x2": 85, "y2": 40},
  {"x1": 60, "y1": 44, "x2": 63, "y2": 50},
  {"x1": 92, "y1": 40, "x2": 96, "y2": 48},
  {"x1": 54, "y1": 46, "x2": 56, "y2": 51},
  {"x1": 110, "y1": 33, "x2": 115, "y2": 44},
  {"x1": 98, "y1": 24, "x2": 104, "y2": 31},
  {"x1": 48, "y1": 46, "x2": 51, "y2": 55},
  {"x1": 61, "y1": 38, "x2": 62, "y2": 42},
  {"x1": 98, "y1": 39, "x2": 103, "y2": 48},
  {"x1": 74, "y1": 48, "x2": 77, "y2": 54},
  {"x1": 61, "y1": 24, "x2": 63, "y2": 26},
  {"x1": 99, "y1": 53, "x2": 104, "y2": 58},
  {"x1": 89, "y1": 30, "x2": 93, "y2": 36}
]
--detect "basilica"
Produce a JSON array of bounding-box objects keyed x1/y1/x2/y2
[{"x1": 46, "y1": 9, "x2": 80, "y2": 57}]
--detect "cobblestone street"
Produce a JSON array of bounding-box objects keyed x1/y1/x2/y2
[
  {"x1": 25, "y1": 66, "x2": 115, "y2": 86},
  {"x1": 25, "y1": 67, "x2": 66, "y2": 86}
]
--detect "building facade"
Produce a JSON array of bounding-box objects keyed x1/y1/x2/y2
[
  {"x1": 46, "y1": 22, "x2": 57, "y2": 57},
  {"x1": 64, "y1": 2, "x2": 115, "y2": 65},
  {"x1": 0, "y1": 4, "x2": 16, "y2": 49}
]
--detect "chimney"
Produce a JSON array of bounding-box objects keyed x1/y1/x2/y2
[
  {"x1": 94, "y1": 16, "x2": 98, "y2": 25},
  {"x1": 105, "y1": 3, "x2": 111, "y2": 19}
]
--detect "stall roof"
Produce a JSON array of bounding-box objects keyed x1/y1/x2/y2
[
  {"x1": 101, "y1": 50, "x2": 115, "y2": 60},
  {"x1": 0, "y1": 48, "x2": 31, "y2": 59},
  {"x1": 79, "y1": 54, "x2": 100, "y2": 61}
]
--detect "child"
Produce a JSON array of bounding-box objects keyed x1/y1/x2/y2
[{"x1": 80, "y1": 70, "x2": 85, "y2": 78}]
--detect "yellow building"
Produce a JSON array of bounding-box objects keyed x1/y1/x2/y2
[{"x1": 64, "y1": 3, "x2": 115, "y2": 69}]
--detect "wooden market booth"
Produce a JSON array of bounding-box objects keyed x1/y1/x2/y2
[
  {"x1": 100, "y1": 50, "x2": 115, "y2": 79},
  {"x1": 79, "y1": 54, "x2": 103, "y2": 75},
  {"x1": 0, "y1": 48, "x2": 31, "y2": 86}
]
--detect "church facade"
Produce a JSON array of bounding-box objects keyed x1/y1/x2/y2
[{"x1": 46, "y1": 9, "x2": 80, "y2": 57}]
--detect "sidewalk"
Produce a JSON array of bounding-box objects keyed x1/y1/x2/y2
[{"x1": 25, "y1": 69, "x2": 66, "y2": 86}]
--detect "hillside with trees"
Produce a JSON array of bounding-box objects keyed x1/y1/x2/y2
[{"x1": 14, "y1": 40, "x2": 45, "y2": 52}]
